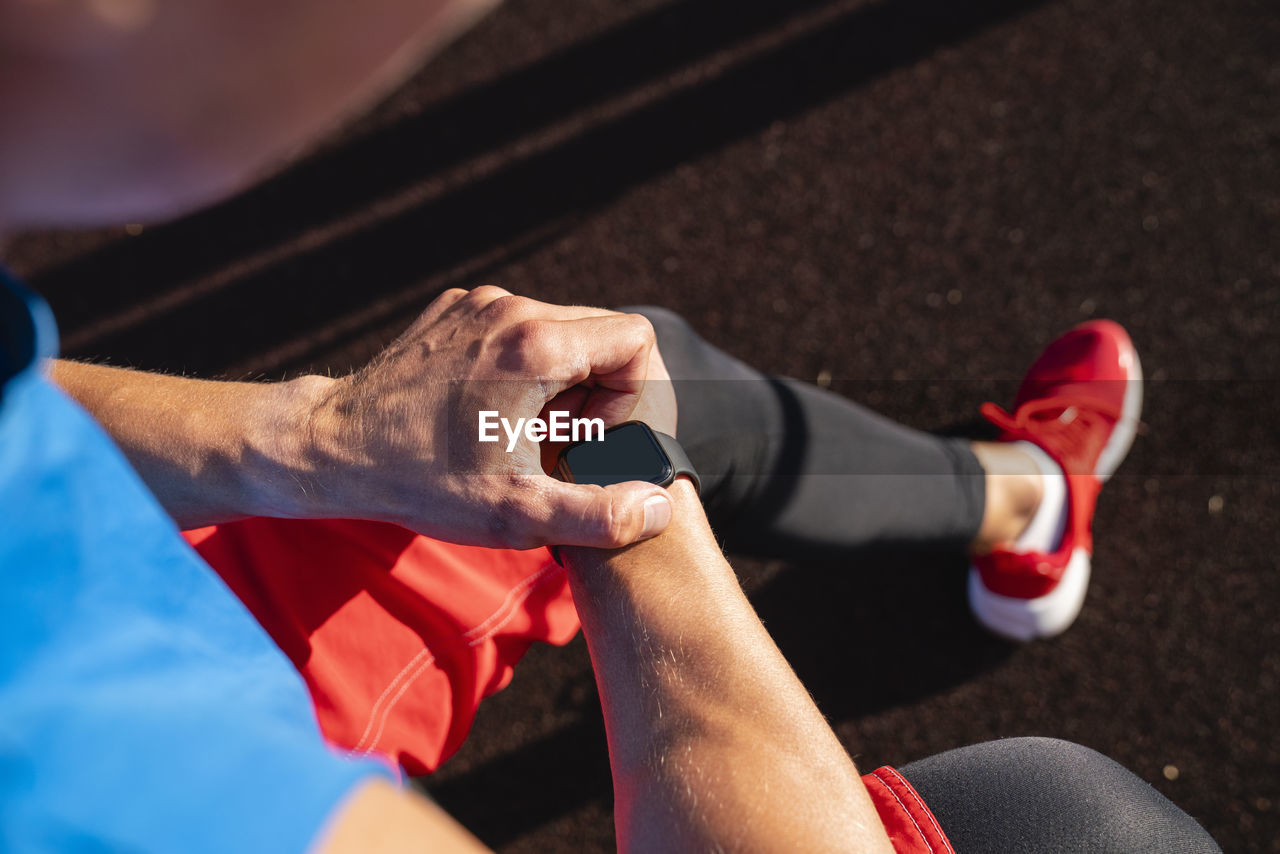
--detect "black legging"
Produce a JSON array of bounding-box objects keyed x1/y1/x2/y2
[
  {"x1": 635, "y1": 308, "x2": 1221, "y2": 852},
  {"x1": 633, "y1": 305, "x2": 986, "y2": 558},
  {"x1": 899, "y1": 738, "x2": 1222, "y2": 853}
]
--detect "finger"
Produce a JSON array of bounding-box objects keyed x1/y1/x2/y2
[
  {"x1": 521, "y1": 479, "x2": 673, "y2": 549},
  {"x1": 625, "y1": 344, "x2": 678, "y2": 435},
  {"x1": 485, "y1": 298, "x2": 621, "y2": 323},
  {"x1": 539, "y1": 385, "x2": 591, "y2": 421},
  {"x1": 538, "y1": 335, "x2": 675, "y2": 432},
  {"x1": 543, "y1": 380, "x2": 638, "y2": 431},
  {"x1": 535, "y1": 313, "x2": 656, "y2": 396},
  {"x1": 456, "y1": 284, "x2": 516, "y2": 317},
  {"x1": 532, "y1": 386, "x2": 591, "y2": 473},
  {"x1": 474, "y1": 296, "x2": 624, "y2": 333},
  {"x1": 575, "y1": 385, "x2": 640, "y2": 428}
]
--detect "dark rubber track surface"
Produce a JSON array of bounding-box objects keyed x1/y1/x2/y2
[{"x1": 8, "y1": 0, "x2": 1277, "y2": 849}]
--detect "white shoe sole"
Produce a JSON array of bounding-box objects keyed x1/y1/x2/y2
[
  {"x1": 969, "y1": 332, "x2": 1143, "y2": 640},
  {"x1": 968, "y1": 548, "x2": 1091, "y2": 641},
  {"x1": 1096, "y1": 335, "x2": 1144, "y2": 481}
]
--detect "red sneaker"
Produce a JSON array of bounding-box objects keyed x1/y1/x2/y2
[{"x1": 969, "y1": 320, "x2": 1143, "y2": 640}]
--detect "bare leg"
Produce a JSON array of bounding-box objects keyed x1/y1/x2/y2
[{"x1": 969, "y1": 441, "x2": 1044, "y2": 553}]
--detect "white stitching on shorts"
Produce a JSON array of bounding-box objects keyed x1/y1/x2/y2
[
  {"x1": 883, "y1": 766, "x2": 953, "y2": 853},
  {"x1": 353, "y1": 561, "x2": 566, "y2": 757},
  {"x1": 870, "y1": 769, "x2": 934, "y2": 854}
]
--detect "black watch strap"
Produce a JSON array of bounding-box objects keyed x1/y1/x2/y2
[
  {"x1": 549, "y1": 425, "x2": 699, "y2": 566},
  {"x1": 652, "y1": 429, "x2": 700, "y2": 494}
]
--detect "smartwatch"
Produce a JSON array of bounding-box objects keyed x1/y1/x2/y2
[{"x1": 555, "y1": 420, "x2": 700, "y2": 494}]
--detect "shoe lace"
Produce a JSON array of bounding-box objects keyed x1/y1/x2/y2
[{"x1": 981, "y1": 394, "x2": 1123, "y2": 465}]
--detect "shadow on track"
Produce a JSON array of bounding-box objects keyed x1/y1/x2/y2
[{"x1": 37, "y1": 0, "x2": 1052, "y2": 377}]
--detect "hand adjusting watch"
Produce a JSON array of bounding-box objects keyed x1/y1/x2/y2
[
  {"x1": 551, "y1": 421, "x2": 699, "y2": 563},
  {"x1": 555, "y1": 420, "x2": 699, "y2": 493}
]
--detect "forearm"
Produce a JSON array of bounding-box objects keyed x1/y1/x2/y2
[
  {"x1": 50, "y1": 292, "x2": 693, "y2": 550},
  {"x1": 562, "y1": 481, "x2": 893, "y2": 854},
  {"x1": 51, "y1": 359, "x2": 334, "y2": 528}
]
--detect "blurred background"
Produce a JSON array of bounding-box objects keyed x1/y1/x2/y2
[{"x1": 6, "y1": 0, "x2": 1277, "y2": 849}]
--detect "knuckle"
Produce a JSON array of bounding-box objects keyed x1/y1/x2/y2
[
  {"x1": 628, "y1": 306, "x2": 681, "y2": 340},
  {"x1": 505, "y1": 319, "x2": 556, "y2": 364},
  {"x1": 462, "y1": 285, "x2": 512, "y2": 311},
  {"x1": 476, "y1": 293, "x2": 531, "y2": 324},
  {"x1": 615, "y1": 312, "x2": 656, "y2": 350},
  {"x1": 598, "y1": 495, "x2": 634, "y2": 546},
  {"x1": 625, "y1": 312, "x2": 657, "y2": 342},
  {"x1": 470, "y1": 284, "x2": 511, "y2": 300}
]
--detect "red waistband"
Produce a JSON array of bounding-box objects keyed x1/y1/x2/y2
[{"x1": 862, "y1": 766, "x2": 955, "y2": 854}]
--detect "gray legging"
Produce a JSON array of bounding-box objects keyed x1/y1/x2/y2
[
  {"x1": 899, "y1": 738, "x2": 1222, "y2": 853},
  {"x1": 634, "y1": 305, "x2": 985, "y2": 558},
  {"x1": 636, "y1": 308, "x2": 1221, "y2": 852}
]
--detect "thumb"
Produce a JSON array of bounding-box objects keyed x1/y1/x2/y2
[{"x1": 537, "y1": 480, "x2": 673, "y2": 548}]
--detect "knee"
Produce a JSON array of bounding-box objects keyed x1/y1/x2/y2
[
  {"x1": 1002, "y1": 735, "x2": 1105, "y2": 770},
  {"x1": 903, "y1": 738, "x2": 1221, "y2": 853},
  {"x1": 998, "y1": 738, "x2": 1222, "y2": 853}
]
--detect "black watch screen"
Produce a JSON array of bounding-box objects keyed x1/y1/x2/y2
[{"x1": 556, "y1": 421, "x2": 674, "y2": 488}]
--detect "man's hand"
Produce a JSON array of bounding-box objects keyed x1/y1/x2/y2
[
  {"x1": 52, "y1": 288, "x2": 679, "y2": 548},
  {"x1": 303, "y1": 286, "x2": 675, "y2": 549}
]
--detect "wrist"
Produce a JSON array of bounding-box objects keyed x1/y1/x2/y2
[
  {"x1": 559, "y1": 476, "x2": 712, "y2": 574},
  {"x1": 663, "y1": 475, "x2": 701, "y2": 511},
  {"x1": 242, "y1": 373, "x2": 345, "y2": 519}
]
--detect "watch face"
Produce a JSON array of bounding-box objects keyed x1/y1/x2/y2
[{"x1": 559, "y1": 421, "x2": 674, "y2": 488}]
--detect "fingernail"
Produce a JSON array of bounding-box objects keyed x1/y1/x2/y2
[{"x1": 640, "y1": 494, "x2": 672, "y2": 539}]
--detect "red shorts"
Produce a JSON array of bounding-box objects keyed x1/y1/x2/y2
[{"x1": 185, "y1": 518, "x2": 952, "y2": 854}]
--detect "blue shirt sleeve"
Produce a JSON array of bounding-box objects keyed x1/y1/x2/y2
[{"x1": 0, "y1": 272, "x2": 390, "y2": 854}]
